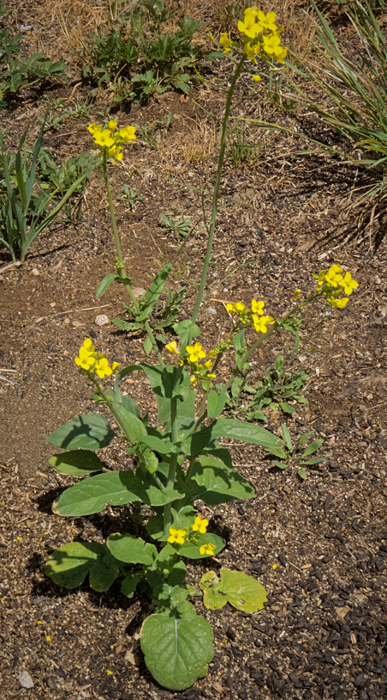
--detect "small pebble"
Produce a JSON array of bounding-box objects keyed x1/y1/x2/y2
[
  {"x1": 205, "y1": 307, "x2": 216, "y2": 315},
  {"x1": 95, "y1": 314, "x2": 109, "y2": 326},
  {"x1": 17, "y1": 671, "x2": 34, "y2": 688},
  {"x1": 31, "y1": 268, "x2": 40, "y2": 276},
  {"x1": 72, "y1": 320, "x2": 83, "y2": 328},
  {"x1": 131, "y1": 287, "x2": 146, "y2": 299}
]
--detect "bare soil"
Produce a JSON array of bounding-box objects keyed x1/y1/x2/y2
[{"x1": 1, "y1": 2, "x2": 387, "y2": 699}]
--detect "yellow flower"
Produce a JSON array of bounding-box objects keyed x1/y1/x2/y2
[
  {"x1": 111, "y1": 362, "x2": 121, "y2": 371},
  {"x1": 251, "y1": 299, "x2": 265, "y2": 315},
  {"x1": 252, "y1": 314, "x2": 274, "y2": 333},
  {"x1": 165, "y1": 341, "x2": 179, "y2": 355},
  {"x1": 186, "y1": 342, "x2": 206, "y2": 363},
  {"x1": 204, "y1": 360, "x2": 213, "y2": 369},
  {"x1": 253, "y1": 74, "x2": 262, "y2": 82},
  {"x1": 324, "y1": 264, "x2": 343, "y2": 288},
  {"x1": 95, "y1": 357, "x2": 113, "y2": 379},
  {"x1": 192, "y1": 516, "x2": 209, "y2": 534},
  {"x1": 262, "y1": 32, "x2": 287, "y2": 61},
  {"x1": 75, "y1": 344, "x2": 96, "y2": 371},
  {"x1": 293, "y1": 289, "x2": 302, "y2": 301},
  {"x1": 328, "y1": 297, "x2": 349, "y2": 309},
  {"x1": 87, "y1": 122, "x2": 136, "y2": 162},
  {"x1": 257, "y1": 10, "x2": 277, "y2": 32},
  {"x1": 168, "y1": 528, "x2": 186, "y2": 545},
  {"x1": 200, "y1": 543, "x2": 216, "y2": 556},
  {"x1": 108, "y1": 119, "x2": 118, "y2": 131},
  {"x1": 219, "y1": 32, "x2": 238, "y2": 53},
  {"x1": 337, "y1": 271, "x2": 359, "y2": 295}
]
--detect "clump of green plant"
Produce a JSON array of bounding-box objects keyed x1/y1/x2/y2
[
  {"x1": 265, "y1": 423, "x2": 326, "y2": 479},
  {"x1": 285, "y1": 0, "x2": 387, "y2": 244},
  {"x1": 159, "y1": 210, "x2": 193, "y2": 242},
  {"x1": 0, "y1": 1, "x2": 66, "y2": 108},
  {"x1": 36, "y1": 149, "x2": 98, "y2": 222},
  {"x1": 117, "y1": 184, "x2": 145, "y2": 210},
  {"x1": 81, "y1": 0, "x2": 218, "y2": 104},
  {"x1": 244, "y1": 355, "x2": 309, "y2": 422},
  {"x1": 43, "y1": 11, "x2": 357, "y2": 692},
  {"x1": 136, "y1": 111, "x2": 173, "y2": 149},
  {"x1": 0, "y1": 118, "x2": 89, "y2": 261},
  {"x1": 227, "y1": 124, "x2": 264, "y2": 166},
  {"x1": 110, "y1": 264, "x2": 186, "y2": 350}
]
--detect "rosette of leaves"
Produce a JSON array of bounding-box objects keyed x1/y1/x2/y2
[
  {"x1": 245, "y1": 355, "x2": 309, "y2": 422},
  {"x1": 102, "y1": 263, "x2": 186, "y2": 351}
]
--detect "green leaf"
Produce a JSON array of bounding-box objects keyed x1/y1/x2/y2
[
  {"x1": 114, "y1": 404, "x2": 147, "y2": 442},
  {"x1": 281, "y1": 423, "x2": 292, "y2": 452},
  {"x1": 271, "y1": 460, "x2": 289, "y2": 469},
  {"x1": 144, "y1": 336, "x2": 153, "y2": 354},
  {"x1": 52, "y1": 471, "x2": 147, "y2": 517},
  {"x1": 141, "y1": 263, "x2": 172, "y2": 305},
  {"x1": 300, "y1": 457, "x2": 326, "y2": 465},
  {"x1": 136, "y1": 468, "x2": 183, "y2": 507},
  {"x1": 107, "y1": 533, "x2": 157, "y2": 565},
  {"x1": 48, "y1": 450, "x2": 105, "y2": 476},
  {"x1": 297, "y1": 430, "x2": 315, "y2": 446},
  {"x1": 45, "y1": 541, "x2": 120, "y2": 591},
  {"x1": 207, "y1": 391, "x2": 226, "y2": 419},
  {"x1": 96, "y1": 273, "x2": 119, "y2": 298},
  {"x1": 279, "y1": 402, "x2": 296, "y2": 414},
  {"x1": 140, "y1": 434, "x2": 175, "y2": 454},
  {"x1": 185, "y1": 455, "x2": 255, "y2": 505},
  {"x1": 174, "y1": 319, "x2": 200, "y2": 351},
  {"x1": 121, "y1": 573, "x2": 143, "y2": 598},
  {"x1": 179, "y1": 533, "x2": 225, "y2": 559},
  {"x1": 302, "y1": 439, "x2": 323, "y2": 457},
  {"x1": 212, "y1": 418, "x2": 282, "y2": 450},
  {"x1": 141, "y1": 604, "x2": 214, "y2": 691},
  {"x1": 199, "y1": 567, "x2": 267, "y2": 613},
  {"x1": 46, "y1": 414, "x2": 115, "y2": 451},
  {"x1": 298, "y1": 469, "x2": 307, "y2": 479}
]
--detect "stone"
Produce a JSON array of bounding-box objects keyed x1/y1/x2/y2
[
  {"x1": 95, "y1": 314, "x2": 109, "y2": 326},
  {"x1": 17, "y1": 671, "x2": 34, "y2": 688}
]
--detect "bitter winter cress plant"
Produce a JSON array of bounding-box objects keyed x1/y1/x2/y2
[{"x1": 44, "y1": 8, "x2": 359, "y2": 692}]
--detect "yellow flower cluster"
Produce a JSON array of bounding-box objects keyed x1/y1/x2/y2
[
  {"x1": 165, "y1": 341, "x2": 217, "y2": 388},
  {"x1": 227, "y1": 299, "x2": 275, "y2": 334},
  {"x1": 167, "y1": 516, "x2": 216, "y2": 556},
  {"x1": 219, "y1": 7, "x2": 287, "y2": 81},
  {"x1": 313, "y1": 264, "x2": 359, "y2": 309},
  {"x1": 87, "y1": 120, "x2": 136, "y2": 162},
  {"x1": 75, "y1": 339, "x2": 120, "y2": 379}
]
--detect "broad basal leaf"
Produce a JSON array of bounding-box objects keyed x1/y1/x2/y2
[
  {"x1": 212, "y1": 418, "x2": 283, "y2": 450},
  {"x1": 107, "y1": 533, "x2": 157, "y2": 565},
  {"x1": 49, "y1": 450, "x2": 104, "y2": 476},
  {"x1": 185, "y1": 454, "x2": 255, "y2": 505},
  {"x1": 200, "y1": 567, "x2": 267, "y2": 613},
  {"x1": 46, "y1": 414, "x2": 115, "y2": 451},
  {"x1": 45, "y1": 541, "x2": 120, "y2": 591},
  {"x1": 179, "y1": 533, "x2": 225, "y2": 559},
  {"x1": 52, "y1": 471, "x2": 147, "y2": 517},
  {"x1": 141, "y1": 603, "x2": 213, "y2": 691}
]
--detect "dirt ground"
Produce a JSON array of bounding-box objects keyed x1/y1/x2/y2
[{"x1": 1, "y1": 1, "x2": 387, "y2": 699}]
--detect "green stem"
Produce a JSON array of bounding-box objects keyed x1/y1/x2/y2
[
  {"x1": 191, "y1": 56, "x2": 245, "y2": 324},
  {"x1": 221, "y1": 293, "x2": 321, "y2": 397},
  {"x1": 102, "y1": 153, "x2": 165, "y2": 368},
  {"x1": 163, "y1": 396, "x2": 178, "y2": 535},
  {"x1": 91, "y1": 376, "x2": 133, "y2": 443}
]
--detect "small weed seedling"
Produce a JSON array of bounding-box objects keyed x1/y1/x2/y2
[
  {"x1": 159, "y1": 211, "x2": 193, "y2": 243},
  {"x1": 244, "y1": 355, "x2": 309, "y2": 422},
  {"x1": 266, "y1": 424, "x2": 326, "y2": 479},
  {"x1": 118, "y1": 184, "x2": 145, "y2": 211}
]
